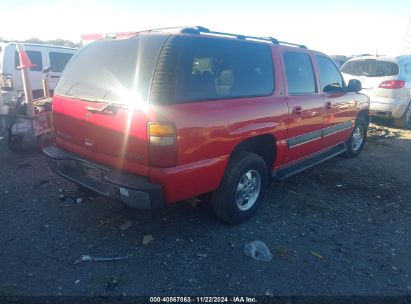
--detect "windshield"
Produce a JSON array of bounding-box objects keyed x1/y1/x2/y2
[
  {"x1": 55, "y1": 34, "x2": 168, "y2": 104},
  {"x1": 341, "y1": 59, "x2": 399, "y2": 77}
]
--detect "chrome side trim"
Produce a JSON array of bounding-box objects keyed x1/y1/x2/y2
[
  {"x1": 287, "y1": 130, "x2": 322, "y2": 148},
  {"x1": 323, "y1": 121, "x2": 353, "y2": 137},
  {"x1": 287, "y1": 121, "x2": 354, "y2": 148}
]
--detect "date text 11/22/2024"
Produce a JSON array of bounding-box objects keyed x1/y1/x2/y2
[{"x1": 149, "y1": 296, "x2": 258, "y2": 303}]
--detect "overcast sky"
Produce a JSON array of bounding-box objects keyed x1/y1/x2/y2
[{"x1": 2, "y1": 0, "x2": 410, "y2": 56}]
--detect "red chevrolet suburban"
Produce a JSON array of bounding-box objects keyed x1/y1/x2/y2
[{"x1": 44, "y1": 26, "x2": 370, "y2": 223}]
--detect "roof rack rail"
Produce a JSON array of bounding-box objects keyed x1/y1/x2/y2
[
  {"x1": 131, "y1": 26, "x2": 306, "y2": 49},
  {"x1": 277, "y1": 40, "x2": 307, "y2": 49},
  {"x1": 145, "y1": 26, "x2": 209, "y2": 34},
  {"x1": 166, "y1": 26, "x2": 307, "y2": 49}
]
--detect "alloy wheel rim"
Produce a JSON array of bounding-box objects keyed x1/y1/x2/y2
[
  {"x1": 351, "y1": 125, "x2": 364, "y2": 151},
  {"x1": 236, "y1": 169, "x2": 261, "y2": 211}
]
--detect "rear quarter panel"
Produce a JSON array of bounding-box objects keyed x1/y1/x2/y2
[{"x1": 149, "y1": 95, "x2": 288, "y2": 202}]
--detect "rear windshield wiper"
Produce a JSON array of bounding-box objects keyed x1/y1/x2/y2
[{"x1": 85, "y1": 102, "x2": 120, "y2": 115}]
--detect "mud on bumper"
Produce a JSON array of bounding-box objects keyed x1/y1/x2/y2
[{"x1": 43, "y1": 146, "x2": 164, "y2": 209}]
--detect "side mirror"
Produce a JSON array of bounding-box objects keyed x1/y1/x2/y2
[{"x1": 347, "y1": 79, "x2": 362, "y2": 92}]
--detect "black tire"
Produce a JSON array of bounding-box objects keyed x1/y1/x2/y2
[
  {"x1": 393, "y1": 102, "x2": 411, "y2": 129},
  {"x1": 344, "y1": 118, "x2": 367, "y2": 158},
  {"x1": 7, "y1": 135, "x2": 23, "y2": 152},
  {"x1": 210, "y1": 152, "x2": 268, "y2": 224},
  {"x1": 36, "y1": 133, "x2": 52, "y2": 152}
]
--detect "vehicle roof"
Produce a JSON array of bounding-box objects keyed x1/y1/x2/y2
[
  {"x1": 0, "y1": 41, "x2": 77, "y2": 50},
  {"x1": 346, "y1": 55, "x2": 411, "y2": 63}
]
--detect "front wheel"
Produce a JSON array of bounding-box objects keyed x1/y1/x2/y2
[
  {"x1": 394, "y1": 102, "x2": 411, "y2": 129},
  {"x1": 210, "y1": 152, "x2": 268, "y2": 224},
  {"x1": 344, "y1": 118, "x2": 367, "y2": 158}
]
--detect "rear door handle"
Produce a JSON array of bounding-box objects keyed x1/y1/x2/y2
[{"x1": 292, "y1": 106, "x2": 302, "y2": 116}]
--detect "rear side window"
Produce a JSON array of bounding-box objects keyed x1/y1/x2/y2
[
  {"x1": 49, "y1": 52, "x2": 73, "y2": 73},
  {"x1": 284, "y1": 52, "x2": 316, "y2": 95},
  {"x1": 166, "y1": 36, "x2": 274, "y2": 103},
  {"x1": 403, "y1": 62, "x2": 411, "y2": 75},
  {"x1": 341, "y1": 60, "x2": 399, "y2": 77},
  {"x1": 15, "y1": 50, "x2": 43, "y2": 71},
  {"x1": 316, "y1": 55, "x2": 345, "y2": 92}
]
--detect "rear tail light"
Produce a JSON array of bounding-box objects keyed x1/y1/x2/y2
[
  {"x1": 378, "y1": 80, "x2": 406, "y2": 89},
  {"x1": 0, "y1": 73, "x2": 13, "y2": 90},
  {"x1": 148, "y1": 122, "x2": 177, "y2": 167}
]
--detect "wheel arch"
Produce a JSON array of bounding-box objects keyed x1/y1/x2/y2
[
  {"x1": 357, "y1": 109, "x2": 370, "y2": 128},
  {"x1": 230, "y1": 134, "x2": 277, "y2": 172}
]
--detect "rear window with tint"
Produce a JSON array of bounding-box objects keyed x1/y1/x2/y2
[
  {"x1": 49, "y1": 52, "x2": 73, "y2": 73},
  {"x1": 55, "y1": 34, "x2": 168, "y2": 103},
  {"x1": 162, "y1": 36, "x2": 274, "y2": 103},
  {"x1": 341, "y1": 59, "x2": 399, "y2": 77}
]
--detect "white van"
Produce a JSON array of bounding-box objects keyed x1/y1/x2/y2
[{"x1": 0, "y1": 42, "x2": 77, "y2": 113}]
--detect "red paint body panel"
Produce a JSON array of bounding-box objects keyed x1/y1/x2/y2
[
  {"x1": 154, "y1": 95, "x2": 289, "y2": 166},
  {"x1": 283, "y1": 94, "x2": 324, "y2": 162},
  {"x1": 53, "y1": 95, "x2": 151, "y2": 176},
  {"x1": 322, "y1": 91, "x2": 356, "y2": 147},
  {"x1": 149, "y1": 156, "x2": 229, "y2": 202}
]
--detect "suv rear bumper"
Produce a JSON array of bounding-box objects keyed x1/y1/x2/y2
[
  {"x1": 369, "y1": 98, "x2": 409, "y2": 119},
  {"x1": 43, "y1": 146, "x2": 164, "y2": 209}
]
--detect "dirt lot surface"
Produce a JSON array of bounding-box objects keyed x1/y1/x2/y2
[{"x1": 0, "y1": 121, "x2": 410, "y2": 297}]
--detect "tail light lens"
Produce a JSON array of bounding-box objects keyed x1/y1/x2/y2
[
  {"x1": 378, "y1": 80, "x2": 406, "y2": 89},
  {"x1": 148, "y1": 122, "x2": 177, "y2": 167}
]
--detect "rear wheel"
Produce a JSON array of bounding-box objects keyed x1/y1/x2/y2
[
  {"x1": 36, "y1": 133, "x2": 52, "y2": 152},
  {"x1": 345, "y1": 118, "x2": 367, "y2": 158},
  {"x1": 7, "y1": 135, "x2": 23, "y2": 152},
  {"x1": 393, "y1": 102, "x2": 411, "y2": 129},
  {"x1": 210, "y1": 152, "x2": 268, "y2": 224}
]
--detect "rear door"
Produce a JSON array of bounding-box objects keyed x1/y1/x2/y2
[
  {"x1": 280, "y1": 49, "x2": 324, "y2": 164},
  {"x1": 316, "y1": 55, "x2": 356, "y2": 148}
]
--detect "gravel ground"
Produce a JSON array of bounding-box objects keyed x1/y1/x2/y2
[{"x1": 0, "y1": 121, "x2": 410, "y2": 297}]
